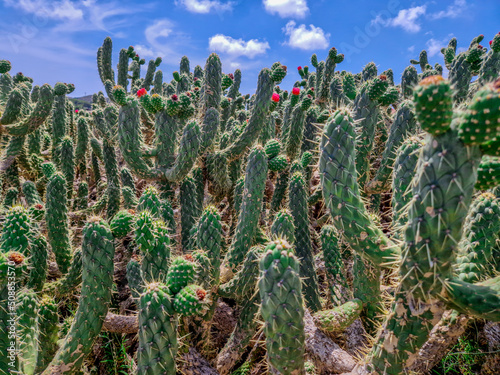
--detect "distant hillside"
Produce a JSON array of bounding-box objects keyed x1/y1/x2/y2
[{"x1": 69, "y1": 95, "x2": 93, "y2": 111}]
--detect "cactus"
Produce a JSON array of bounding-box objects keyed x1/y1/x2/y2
[
  {"x1": 224, "y1": 146, "x2": 268, "y2": 274},
  {"x1": 26, "y1": 235, "x2": 48, "y2": 292},
  {"x1": 321, "y1": 225, "x2": 350, "y2": 306},
  {"x1": 289, "y1": 171, "x2": 322, "y2": 311},
  {"x1": 456, "y1": 192, "x2": 500, "y2": 282},
  {"x1": 59, "y1": 136, "x2": 75, "y2": 199},
  {"x1": 0, "y1": 205, "x2": 32, "y2": 255},
  {"x1": 45, "y1": 173, "x2": 72, "y2": 274},
  {"x1": 126, "y1": 257, "x2": 143, "y2": 299},
  {"x1": 16, "y1": 289, "x2": 39, "y2": 375},
  {"x1": 137, "y1": 282, "x2": 178, "y2": 375},
  {"x1": 35, "y1": 296, "x2": 59, "y2": 372},
  {"x1": 43, "y1": 248, "x2": 82, "y2": 298},
  {"x1": 259, "y1": 240, "x2": 306, "y2": 374},
  {"x1": 391, "y1": 137, "x2": 423, "y2": 237},
  {"x1": 42, "y1": 218, "x2": 115, "y2": 374},
  {"x1": 365, "y1": 101, "x2": 417, "y2": 194},
  {"x1": 320, "y1": 109, "x2": 397, "y2": 265}
]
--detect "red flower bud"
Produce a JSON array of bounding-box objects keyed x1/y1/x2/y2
[
  {"x1": 136, "y1": 88, "x2": 147, "y2": 97},
  {"x1": 292, "y1": 87, "x2": 300, "y2": 95},
  {"x1": 298, "y1": 66, "x2": 302, "y2": 70},
  {"x1": 271, "y1": 93, "x2": 280, "y2": 102},
  {"x1": 171, "y1": 94, "x2": 178, "y2": 101}
]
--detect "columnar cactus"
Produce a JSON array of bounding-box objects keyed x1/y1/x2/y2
[
  {"x1": 288, "y1": 171, "x2": 321, "y2": 311},
  {"x1": 45, "y1": 173, "x2": 72, "y2": 274},
  {"x1": 224, "y1": 146, "x2": 268, "y2": 274},
  {"x1": 258, "y1": 240, "x2": 306, "y2": 374},
  {"x1": 42, "y1": 218, "x2": 115, "y2": 374}
]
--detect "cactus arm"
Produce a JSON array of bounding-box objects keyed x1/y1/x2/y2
[
  {"x1": 289, "y1": 171, "x2": 322, "y2": 311},
  {"x1": 365, "y1": 101, "x2": 417, "y2": 194},
  {"x1": 455, "y1": 193, "x2": 500, "y2": 282},
  {"x1": 390, "y1": 137, "x2": 422, "y2": 239},
  {"x1": 449, "y1": 52, "x2": 473, "y2": 103},
  {"x1": 16, "y1": 289, "x2": 39, "y2": 375},
  {"x1": 35, "y1": 296, "x2": 59, "y2": 373},
  {"x1": 42, "y1": 218, "x2": 115, "y2": 374},
  {"x1": 222, "y1": 69, "x2": 274, "y2": 160},
  {"x1": 43, "y1": 248, "x2": 82, "y2": 298},
  {"x1": 3, "y1": 84, "x2": 54, "y2": 136},
  {"x1": 313, "y1": 299, "x2": 363, "y2": 334},
  {"x1": 163, "y1": 120, "x2": 201, "y2": 182},
  {"x1": 117, "y1": 99, "x2": 158, "y2": 180},
  {"x1": 137, "y1": 283, "x2": 178, "y2": 374},
  {"x1": 45, "y1": 173, "x2": 72, "y2": 274},
  {"x1": 223, "y1": 146, "x2": 268, "y2": 273},
  {"x1": 199, "y1": 107, "x2": 220, "y2": 154},
  {"x1": 258, "y1": 240, "x2": 306, "y2": 374},
  {"x1": 218, "y1": 246, "x2": 262, "y2": 300},
  {"x1": 319, "y1": 109, "x2": 398, "y2": 265},
  {"x1": 443, "y1": 277, "x2": 500, "y2": 321},
  {"x1": 26, "y1": 236, "x2": 48, "y2": 292}
]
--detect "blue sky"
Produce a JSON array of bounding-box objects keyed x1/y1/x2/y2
[{"x1": 0, "y1": 0, "x2": 498, "y2": 97}]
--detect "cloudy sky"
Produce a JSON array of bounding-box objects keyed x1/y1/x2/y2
[{"x1": 0, "y1": 0, "x2": 498, "y2": 96}]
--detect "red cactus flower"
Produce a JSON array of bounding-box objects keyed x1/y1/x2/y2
[
  {"x1": 75, "y1": 109, "x2": 79, "y2": 113},
  {"x1": 478, "y1": 45, "x2": 483, "y2": 49},
  {"x1": 35, "y1": 204, "x2": 43, "y2": 209},
  {"x1": 311, "y1": 87, "x2": 315, "y2": 91},
  {"x1": 196, "y1": 288, "x2": 207, "y2": 301},
  {"x1": 292, "y1": 87, "x2": 300, "y2": 95},
  {"x1": 194, "y1": 77, "x2": 198, "y2": 81},
  {"x1": 137, "y1": 88, "x2": 147, "y2": 97},
  {"x1": 282, "y1": 65, "x2": 287, "y2": 71},
  {"x1": 307, "y1": 94, "x2": 312, "y2": 98},
  {"x1": 186, "y1": 92, "x2": 191, "y2": 97},
  {"x1": 228, "y1": 73, "x2": 234, "y2": 80},
  {"x1": 171, "y1": 94, "x2": 178, "y2": 101},
  {"x1": 271, "y1": 93, "x2": 280, "y2": 102},
  {"x1": 490, "y1": 40, "x2": 493, "y2": 46},
  {"x1": 298, "y1": 66, "x2": 302, "y2": 70}
]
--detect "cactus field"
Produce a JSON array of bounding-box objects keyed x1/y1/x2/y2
[{"x1": 0, "y1": 31, "x2": 500, "y2": 375}]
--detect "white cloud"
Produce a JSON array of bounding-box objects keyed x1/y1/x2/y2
[
  {"x1": 283, "y1": 21, "x2": 329, "y2": 50},
  {"x1": 428, "y1": 0, "x2": 466, "y2": 20},
  {"x1": 263, "y1": 0, "x2": 309, "y2": 19},
  {"x1": 371, "y1": 1, "x2": 467, "y2": 34},
  {"x1": 175, "y1": 0, "x2": 233, "y2": 14},
  {"x1": 426, "y1": 38, "x2": 447, "y2": 57},
  {"x1": 145, "y1": 19, "x2": 174, "y2": 45},
  {"x1": 208, "y1": 34, "x2": 269, "y2": 58},
  {"x1": 134, "y1": 45, "x2": 156, "y2": 59},
  {"x1": 372, "y1": 6, "x2": 427, "y2": 33},
  {"x1": 408, "y1": 45, "x2": 415, "y2": 53},
  {"x1": 4, "y1": 0, "x2": 83, "y2": 20}
]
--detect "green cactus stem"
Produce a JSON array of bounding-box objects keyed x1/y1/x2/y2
[
  {"x1": 16, "y1": 289, "x2": 39, "y2": 375},
  {"x1": 137, "y1": 282, "x2": 178, "y2": 375},
  {"x1": 365, "y1": 101, "x2": 417, "y2": 194},
  {"x1": 320, "y1": 109, "x2": 398, "y2": 266},
  {"x1": 45, "y1": 173, "x2": 72, "y2": 274},
  {"x1": 313, "y1": 299, "x2": 363, "y2": 334},
  {"x1": 224, "y1": 146, "x2": 268, "y2": 274},
  {"x1": 35, "y1": 296, "x2": 59, "y2": 372},
  {"x1": 259, "y1": 240, "x2": 306, "y2": 375},
  {"x1": 42, "y1": 218, "x2": 115, "y2": 374},
  {"x1": 222, "y1": 69, "x2": 274, "y2": 160},
  {"x1": 289, "y1": 171, "x2": 322, "y2": 312}
]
